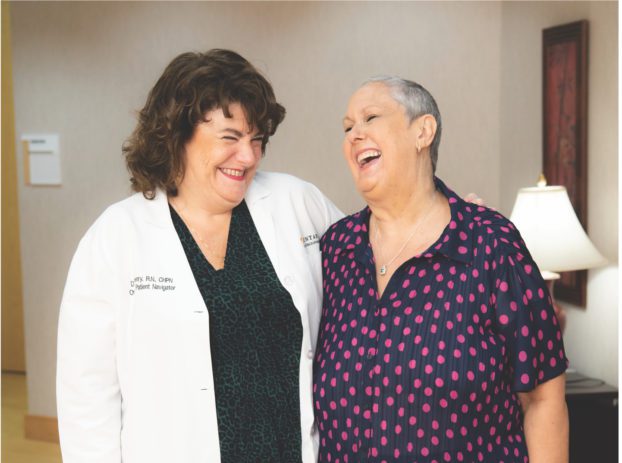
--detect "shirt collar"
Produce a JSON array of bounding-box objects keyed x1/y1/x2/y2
[
  {"x1": 432, "y1": 177, "x2": 476, "y2": 265},
  {"x1": 348, "y1": 177, "x2": 476, "y2": 266}
]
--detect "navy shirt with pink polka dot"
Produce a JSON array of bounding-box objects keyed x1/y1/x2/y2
[{"x1": 313, "y1": 177, "x2": 567, "y2": 463}]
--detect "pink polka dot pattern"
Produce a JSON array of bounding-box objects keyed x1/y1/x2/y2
[{"x1": 313, "y1": 178, "x2": 568, "y2": 462}]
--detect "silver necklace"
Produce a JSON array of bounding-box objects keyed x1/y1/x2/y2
[
  {"x1": 373, "y1": 193, "x2": 437, "y2": 276},
  {"x1": 172, "y1": 201, "x2": 227, "y2": 261}
]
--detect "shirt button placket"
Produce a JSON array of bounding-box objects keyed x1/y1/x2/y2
[{"x1": 361, "y1": 299, "x2": 383, "y2": 461}]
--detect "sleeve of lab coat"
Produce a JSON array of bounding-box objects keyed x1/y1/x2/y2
[{"x1": 56, "y1": 217, "x2": 122, "y2": 463}]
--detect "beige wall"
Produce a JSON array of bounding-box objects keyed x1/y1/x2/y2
[
  {"x1": 10, "y1": 1, "x2": 616, "y2": 417},
  {"x1": 499, "y1": 1, "x2": 618, "y2": 386}
]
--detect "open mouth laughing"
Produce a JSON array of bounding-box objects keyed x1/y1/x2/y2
[
  {"x1": 357, "y1": 150, "x2": 382, "y2": 167},
  {"x1": 219, "y1": 167, "x2": 245, "y2": 180}
]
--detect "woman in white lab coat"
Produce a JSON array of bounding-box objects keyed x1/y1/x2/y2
[{"x1": 56, "y1": 49, "x2": 342, "y2": 463}]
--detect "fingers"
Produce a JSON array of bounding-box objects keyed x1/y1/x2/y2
[{"x1": 464, "y1": 192, "x2": 484, "y2": 206}]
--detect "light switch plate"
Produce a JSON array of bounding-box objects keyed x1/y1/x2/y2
[{"x1": 21, "y1": 134, "x2": 61, "y2": 186}]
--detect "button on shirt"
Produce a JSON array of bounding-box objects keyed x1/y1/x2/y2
[{"x1": 313, "y1": 177, "x2": 567, "y2": 463}]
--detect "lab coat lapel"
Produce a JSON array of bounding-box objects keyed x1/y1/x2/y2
[{"x1": 245, "y1": 176, "x2": 280, "y2": 272}]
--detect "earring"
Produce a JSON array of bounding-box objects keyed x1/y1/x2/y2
[{"x1": 416, "y1": 144, "x2": 421, "y2": 153}]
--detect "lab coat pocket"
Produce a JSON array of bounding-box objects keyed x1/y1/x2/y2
[
  {"x1": 125, "y1": 289, "x2": 211, "y2": 388},
  {"x1": 129, "y1": 291, "x2": 209, "y2": 348}
]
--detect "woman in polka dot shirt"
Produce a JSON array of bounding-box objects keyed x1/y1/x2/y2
[{"x1": 313, "y1": 77, "x2": 568, "y2": 462}]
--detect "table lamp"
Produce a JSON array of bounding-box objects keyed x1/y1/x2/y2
[{"x1": 509, "y1": 174, "x2": 606, "y2": 331}]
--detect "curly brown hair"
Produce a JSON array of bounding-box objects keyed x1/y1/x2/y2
[{"x1": 123, "y1": 49, "x2": 286, "y2": 198}]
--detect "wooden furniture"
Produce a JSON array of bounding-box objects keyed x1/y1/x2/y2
[{"x1": 565, "y1": 371, "x2": 618, "y2": 463}]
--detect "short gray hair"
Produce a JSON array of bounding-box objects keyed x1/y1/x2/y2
[{"x1": 364, "y1": 76, "x2": 442, "y2": 173}]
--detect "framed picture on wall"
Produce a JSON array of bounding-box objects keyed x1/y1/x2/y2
[{"x1": 542, "y1": 20, "x2": 589, "y2": 306}]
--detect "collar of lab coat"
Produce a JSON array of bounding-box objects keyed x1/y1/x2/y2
[{"x1": 141, "y1": 172, "x2": 272, "y2": 229}]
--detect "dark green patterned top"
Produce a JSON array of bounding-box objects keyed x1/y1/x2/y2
[{"x1": 170, "y1": 201, "x2": 303, "y2": 463}]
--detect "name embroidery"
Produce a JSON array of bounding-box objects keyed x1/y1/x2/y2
[
  {"x1": 129, "y1": 275, "x2": 176, "y2": 295},
  {"x1": 300, "y1": 232, "x2": 320, "y2": 248}
]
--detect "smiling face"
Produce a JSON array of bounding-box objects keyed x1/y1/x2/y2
[
  {"x1": 180, "y1": 103, "x2": 264, "y2": 211},
  {"x1": 342, "y1": 82, "x2": 427, "y2": 202}
]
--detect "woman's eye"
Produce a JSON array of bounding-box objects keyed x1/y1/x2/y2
[
  {"x1": 222, "y1": 136, "x2": 238, "y2": 141},
  {"x1": 344, "y1": 127, "x2": 352, "y2": 133},
  {"x1": 365, "y1": 115, "x2": 377, "y2": 123}
]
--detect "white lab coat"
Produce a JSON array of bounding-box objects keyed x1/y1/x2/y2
[{"x1": 57, "y1": 171, "x2": 344, "y2": 463}]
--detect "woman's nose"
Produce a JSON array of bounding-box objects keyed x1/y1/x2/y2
[
  {"x1": 346, "y1": 121, "x2": 365, "y2": 143},
  {"x1": 238, "y1": 141, "x2": 260, "y2": 164}
]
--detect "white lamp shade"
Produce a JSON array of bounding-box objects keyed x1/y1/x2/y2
[{"x1": 510, "y1": 185, "x2": 606, "y2": 273}]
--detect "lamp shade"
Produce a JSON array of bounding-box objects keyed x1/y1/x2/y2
[{"x1": 510, "y1": 185, "x2": 606, "y2": 273}]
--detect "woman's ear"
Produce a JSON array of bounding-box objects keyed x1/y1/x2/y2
[{"x1": 415, "y1": 114, "x2": 437, "y2": 152}]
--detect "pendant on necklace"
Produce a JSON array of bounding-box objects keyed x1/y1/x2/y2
[{"x1": 379, "y1": 265, "x2": 387, "y2": 276}]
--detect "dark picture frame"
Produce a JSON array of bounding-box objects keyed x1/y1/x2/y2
[{"x1": 542, "y1": 20, "x2": 589, "y2": 306}]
